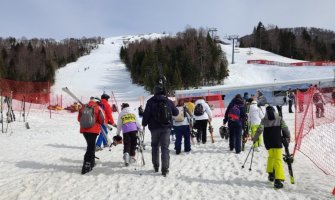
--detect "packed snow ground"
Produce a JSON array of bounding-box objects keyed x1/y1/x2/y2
[{"x1": 1, "y1": 34, "x2": 335, "y2": 200}]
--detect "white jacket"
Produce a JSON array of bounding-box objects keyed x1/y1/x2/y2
[
  {"x1": 193, "y1": 99, "x2": 212, "y2": 121},
  {"x1": 248, "y1": 101, "x2": 264, "y2": 125}
]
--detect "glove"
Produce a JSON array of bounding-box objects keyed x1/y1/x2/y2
[{"x1": 112, "y1": 124, "x2": 117, "y2": 128}]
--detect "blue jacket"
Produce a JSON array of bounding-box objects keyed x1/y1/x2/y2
[
  {"x1": 142, "y1": 95, "x2": 179, "y2": 131},
  {"x1": 224, "y1": 97, "x2": 246, "y2": 126}
]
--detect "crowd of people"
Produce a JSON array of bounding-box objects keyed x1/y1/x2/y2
[{"x1": 76, "y1": 84, "x2": 332, "y2": 189}]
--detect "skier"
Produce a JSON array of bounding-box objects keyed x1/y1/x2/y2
[
  {"x1": 253, "y1": 105, "x2": 291, "y2": 189},
  {"x1": 313, "y1": 90, "x2": 325, "y2": 118},
  {"x1": 243, "y1": 92, "x2": 249, "y2": 102},
  {"x1": 138, "y1": 105, "x2": 144, "y2": 117},
  {"x1": 287, "y1": 88, "x2": 295, "y2": 113},
  {"x1": 116, "y1": 103, "x2": 143, "y2": 166},
  {"x1": 223, "y1": 94, "x2": 246, "y2": 154},
  {"x1": 142, "y1": 85, "x2": 179, "y2": 176},
  {"x1": 193, "y1": 97, "x2": 213, "y2": 144},
  {"x1": 78, "y1": 97, "x2": 105, "y2": 174},
  {"x1": 256, "y1": 90, "x2": 268, "y2": 107},
  {"x1": 96, "y1": 93, "x2": 116, "y2": 151},
  {"x1": 248, "y1": 99, "x2": 264, "y2": 152},
  {"x1": 173, "y1": 99, "x2": 192, "y2": 155},
  {"x1": 185, "y1": 98, "x2": 195, "y2": 114}
]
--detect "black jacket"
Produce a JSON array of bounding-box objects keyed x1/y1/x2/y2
[{"x1": 142, "y1": 95, "x2": 179, "y2": 131}]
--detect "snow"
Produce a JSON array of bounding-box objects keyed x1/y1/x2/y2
[{"x1": 1, "y1": 34, "x2": 335, "y2": 200}]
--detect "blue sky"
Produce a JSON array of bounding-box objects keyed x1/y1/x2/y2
[{"x1": 0, "y1": 0, "x2": 334, "y2": 40}]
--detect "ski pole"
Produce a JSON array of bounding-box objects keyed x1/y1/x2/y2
[
  {"x1": 242, "y1": 143, "x2": 254, "y2": 168},
  {"x1": 249, "y1": 144, "x2": 255, "y2": 171}
]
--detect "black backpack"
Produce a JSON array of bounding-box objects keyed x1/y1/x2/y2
[
  {"x1": 153, "y1": 100, "x2": 172, "y2": 124},
  {"x1": 194, "y1": 103, "x2": 205, "y2": 116}
]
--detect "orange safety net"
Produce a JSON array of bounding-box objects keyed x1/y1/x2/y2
[
  {"x1": 294, "y1": 86, "x2": 335, "y2": 176},
  {"x1": 0, "y1": 78, "x2": 50, "y2": 104}
]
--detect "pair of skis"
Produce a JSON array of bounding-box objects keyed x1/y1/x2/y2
[{"x1": 283, "y1": 138, "x2": 295, "y2": 184}]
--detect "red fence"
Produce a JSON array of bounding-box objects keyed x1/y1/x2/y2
[
  {"x1": 0, "y1": 78, "x2": 50, "y2": 105},
  {"x1": 247, "y1": 59, "x2": 335, "y2": 67},
  {"x1": 293, "y1": 86, "x2": 335, "y2": 176}
]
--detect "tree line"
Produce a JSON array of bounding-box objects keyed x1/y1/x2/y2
[
  {"x1": 0, "y1": 37, "x2": 104, "y2": 84},
  {"x1": 240, "y1": 22, "x2": 335, "y2": 61},
  {"x1": 119, "y1": 27, "x2": 229, "y2": 94}
]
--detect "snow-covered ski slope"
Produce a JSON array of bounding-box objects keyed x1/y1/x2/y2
[{"x1": 0, "y1": 33, "x2": 334, "y2": 200}]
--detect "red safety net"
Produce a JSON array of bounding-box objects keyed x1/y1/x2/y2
[
  {"x1": 294, "y1": 86, "x2": 335, "y2": 177},
  {"x1": 0, "y1": 78, "x2": 50, "y2": 105}
]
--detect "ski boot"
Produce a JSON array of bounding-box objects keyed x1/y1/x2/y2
[
  {"x1": 162, "y1": 168, "x2": 169, "y2": 177},
  {"x1": 268, "y1": 172, "x2": 275, "y2": 182},
  {"x1": 81, "y1": 161, "x2": 92, "y2": 175},
  {"x1": 154, "y1": 164, "x2": 159, "y2": 173},
  {"x1": 123, "y1": 153, "x2": 130, "y2": 166},
  {"x1": 274, "y1": 179, "x2": 283, "y2": 189}
]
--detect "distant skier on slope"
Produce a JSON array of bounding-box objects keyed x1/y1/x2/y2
[
  {"x1": 116, "y1": 103, "x2": 143, "y2": 166},
  {"x1": 253, "y1": 105, "x2": 291, "y2": 189},
  {"x1": 78, "y1": 97, "x2": 105, "y2": 174}
]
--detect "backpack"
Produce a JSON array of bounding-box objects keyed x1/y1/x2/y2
[
  {"x1": 153, "y1": 100, "x2": 172, "y2": 124},
  {"x1": 194, "y1": 103, "x2": 204, "y2": 116},
  {"x1": 174, "y1": 106, "x2": 186, "y2": 122},
  {"x1": 228, "y1": 104, "x2": 241, "y2": 122},
  {"x1": 80, "y1": 104, "x2": 96, "y2": 128}
]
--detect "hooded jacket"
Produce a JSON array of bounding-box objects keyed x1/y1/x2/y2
[
  {"x1": 77, "y1": 100, "x2": 105, "y2": 134},
  {"x1": 224, "y1": 96, "x2": 246, "y2": 126},
  {"x1": 248, "y1": 100, "x2": 264, "y2": 125},
  {"x1": 253, "y1": 108, "x2": 290, "y2": 150},
  {"x1": 142, "y1": 95, "x2": 179, "y2": 130},
  {"x1": 116, "y1": 107, "x2": 142, "y2": 135},
  {"x1": 100, "y1": 98, "x2": 115, "y2": 125}
]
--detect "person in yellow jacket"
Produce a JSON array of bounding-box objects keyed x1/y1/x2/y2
[
  {"x1": 185, "y1": 98, "x2": 195, "y2": 114},
  {"x1": 253, "y1": 106, "x2": 291, "y2": 189}
]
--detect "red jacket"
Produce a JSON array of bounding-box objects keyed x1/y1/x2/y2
[
  {"x1": 77, "y1": 101, "x2": 105, "y2": 134},
  {"x1": 100, "y1": 99, "x2": 115, "y2": 125}
]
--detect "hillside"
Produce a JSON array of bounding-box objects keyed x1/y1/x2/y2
[{"x1": 0, "y1": 33, "x2": 334, "y2": 200}]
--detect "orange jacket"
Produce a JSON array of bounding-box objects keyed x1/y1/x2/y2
[
  {"x1": 77, "y1": 101, "x2": 105, "y2": 134},
  {"x1": 100, "y1": 99, "x2": 115, "y2": 125}
]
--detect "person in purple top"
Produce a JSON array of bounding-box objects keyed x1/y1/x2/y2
[{"x1": 116, "y1": 103, "x2": 143, "y2": 166}]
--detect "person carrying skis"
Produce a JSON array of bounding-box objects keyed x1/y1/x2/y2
[
  {"x1": 96, "y1": 93, "x2": 116, "y2": 151},
  {"x1": 142, "y1": 85, "x2": 179, "y2": 177},
  {"x1": 173, "y1": 99, "x2": 193, "y2": 155},
  {"x1": 253, "y1": 105, "x2": 291, "y2": 189},
  {"x1": 193, "y1": 97, "x2": 213, "y2": 144},
  {"x1": 78, "y1": 97, "x2": 105, "y2": 174},
  {"x1": 116, "y1": 103, "x2": 143, "y2": 166},
  {"x1": 248, "y1": 99, "x2": 264, "y2": 152},
  {"x1": 223, "y1": 94, "x2": 246, "y2": 154}
]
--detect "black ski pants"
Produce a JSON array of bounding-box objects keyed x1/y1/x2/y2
[
  {"x1": 288, "y1": 100, "x2": 294, "y2": 113},
  {"x1": 195, "y1": 119, "x2": 208, "y2": 144},
  {"x1": 123, "y1": 131, "x2": 138, "y2": 157},
  {"x1": 83, "y1": 133, "x2": 98, "y2": 165}
]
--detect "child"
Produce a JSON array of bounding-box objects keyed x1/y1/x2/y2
[{"x1": 253, "y1": 106, "x2": 291, "y2": 189}]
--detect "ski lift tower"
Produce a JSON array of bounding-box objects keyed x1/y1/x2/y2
[{"x1": 224, "y1": 35, "x2": 239, "y2": 64}]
